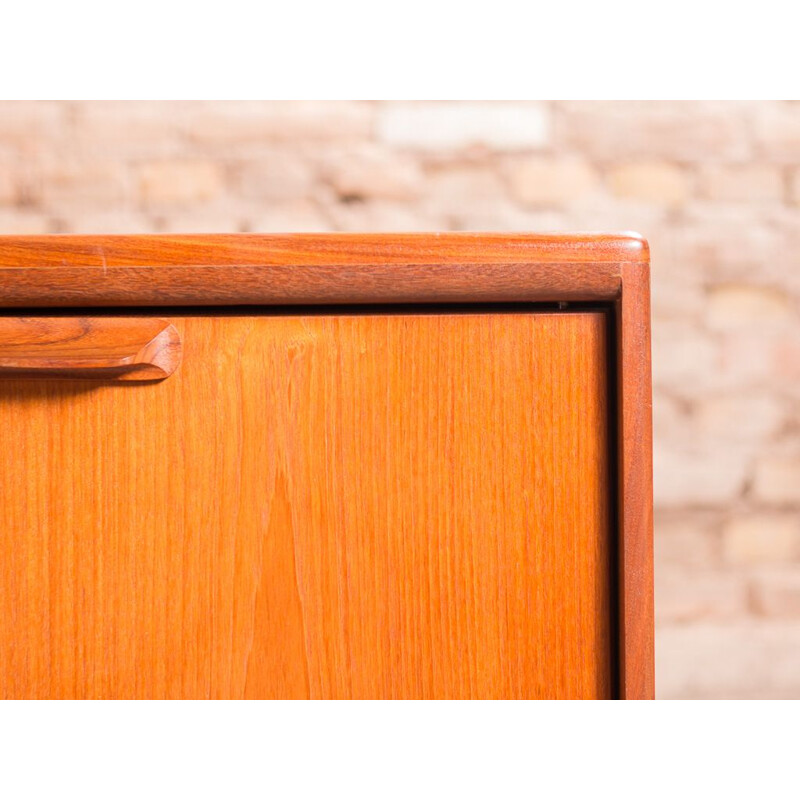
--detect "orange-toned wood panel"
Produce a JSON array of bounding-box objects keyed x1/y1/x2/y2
[{"x1": 0, "y1": 312, "x2": 611, "y2": 699}]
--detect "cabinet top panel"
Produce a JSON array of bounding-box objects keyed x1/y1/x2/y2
[
  {"x1": 0, "y1": 232, "x2": 648, "y2": 267},
  {"x1": 0, "y1": 232, "x2": 648, "y2": 309}
]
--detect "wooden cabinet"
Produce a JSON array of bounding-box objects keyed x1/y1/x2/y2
[{"x1": 0, "y1": 234, "x2": 653, "y2": 699}]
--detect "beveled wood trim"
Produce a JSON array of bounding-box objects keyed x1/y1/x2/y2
[
  {"x1": 0, "y1": 232, "x2": 653, "y2": 698},
  {"x1": 0, "y1": 233, "x2": 646, "y2": 307},
  {"x1": 0, "y1": 317, "x2": 181, "y2": 381}
]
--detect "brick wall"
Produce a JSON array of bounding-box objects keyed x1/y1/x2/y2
[{"x1": 2, "y1": 100, "x2": 799, "y2": 698}]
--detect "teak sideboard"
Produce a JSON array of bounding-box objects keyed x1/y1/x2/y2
[{"x1": 0, "y1": 233, "x2": 653, "y2": 700}]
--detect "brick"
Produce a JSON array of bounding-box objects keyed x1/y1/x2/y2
[
  {"x1": 505, "y1": 156, "x2": 598, "y2": 207},
  {"x1": 420, "y1": 165, "x2": 567, "y2": 229},
  {"x1": 723, "y1": 514, "x2": 800, "y2": 563},
  {"x1": 652, "y1": 394, "x2": 688, "y2": 442},
  {"x1": 138, "y1": 160, "x2": 224, "y2": 206},
  {"x1": 654, "y1": 444, "x2": 748, "y2": 508},
  {"x1": 644, "y1": 223, "x2": 701, "y2": 287},
  {"x1": 771, "y1": 331, "x2": 800, "y2": 385},
  {"x1": 713, "y1": 330, "x2": 800, "y2": 397},
  {"x1": 754, "y1": 103, "x2": 800, "y2": 161},
  {"x1": 713, "y1": 328, "x2": 800, "y2": 394},
  {"x1": 656, "y1": 565, "x2": 746, "y2": 624},
  {"x1": 751, "y1": 568, "x2": 800, "y2": 617},
  {"x1": 716, "y1": 331, "x2": 787, "y2": 391},
  {"x1": 75, "y1": 102, "x2": 186, "y2": 157},
  {"x1": 420, "y1": 166, "x2": 508, "y2": 221},
  {"x1": 454, "y1": 206, "x2": 572, "y2": 233},
  {"x1": 377, "y1": 102, "x2": 551, "y2": 151},
  {"x1": 328, "y1": 200, "x2": 444, "y2": 233},
  {"x1": 557, "y1": 101, "x2": 751, "y2": 162},
  {"x1": 0, "y1": 101, "x2": 66, "y2": 144},
  {"x1": 245, "y1": 201, "x2": 333, "y2": 233},
  {"x1": 706, "y1": 284, "x2": 793, "y2": 329},
  {"x1": 657, "y1": 622, "x2": 800, "y2": 698},
  {"x1": 673, "y1": 211, "x2": 795, "y2": 291},
  {"x1": 655, "y1": 513, "x2": 721, "y2": 567},
  {"x1": 607, "y1": 161, "x2": 689, "y2": 207},
  {"x1": 37, "y1": 159, "x2": 131, "y2": 208},
  {"x1": 57, "y1": 210, "x2": 157, "y2": 235},
  {"x1": 651, "y1": 322, "x2": 716, "y2": 390},
  {"x1": 652, "y1": 276, "x2": 705, "y2": 322},
  {"x1": 322, "y1": 147, "x2": 423, "y2": 202},
  {"x1": 700, "y1": 165, "x2": 783, "y2": 202},
  {"x1": 150, "y1": 197, "x2": 301, "y2": 235},
  {"x1": 695, "y1": 394, "x2": 786, "y2": 442},
  {"x1": 752, "y1": 455, "x2": 800, "y2": 504},
  {"x1": 185, "y1": 101, "x2": 372, "y2": 145},
  {"x1": 153, "y1": 208, "x2": 249, "y2": 235},
  {"x1": 233, "y1": 154, "x2": 315, "y2": 202},
  {"x1": 789, "y1": 169, "x2": 800, "y2": 205},
  {"x1": 0, "y1": 210, "x2": 51, "y2": 234},
  {"x1": 0, "y1": 164, "x2": 15, "y2": 204},
  {"x1": 5, "y1": 162, "x2": 40, "y2": 207}
]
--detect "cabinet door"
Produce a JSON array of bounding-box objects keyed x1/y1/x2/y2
[{"x1": 0, "y1": 311, "x2": 612, "y2": 699}]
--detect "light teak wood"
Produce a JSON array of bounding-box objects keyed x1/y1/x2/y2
[
  {"x1": 0, "y1": 317, "x2": 181, "y2": 381},
  {"x1": 0, "y1": 312, "x2": 612, "y2": 699},
  {"x1": 617, "y1": 263, "x2": 654, "y2": 698},
  {"x1": 0, "y1": 232, "x2": 647, "y2": 306}
]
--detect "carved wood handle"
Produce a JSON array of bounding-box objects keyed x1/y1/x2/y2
[{"x1": 0, "y1": 317, "x2": 181, "y2": 380}]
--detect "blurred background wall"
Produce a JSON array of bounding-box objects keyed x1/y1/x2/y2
[{"x1": 2, "y1": 100, "x2": 798, "y2": 698}]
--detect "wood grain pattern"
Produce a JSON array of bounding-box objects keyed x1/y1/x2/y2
[
  {"x1": 0, "y1": 312, "x2": 611, "y2": 699},
  {"x1": 0, "y1": 231, "x2": 653, "y2": 698},
  {"x1": 617, "y1": 263, "x2": 654, "y2": 699},
  {"x1": 0, "y1": 317, "x2": 181, "y2": 380},
  {"x1": 0, "y1": 233, "x2": 647, "y2": 307}
]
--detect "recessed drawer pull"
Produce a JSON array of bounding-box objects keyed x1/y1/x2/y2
[{"x1": 0, "y1": 317, "x2": 181, "y2": 381}]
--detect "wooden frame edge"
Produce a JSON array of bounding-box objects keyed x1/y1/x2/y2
[
  {"x1": 0, "y1": 233, "x2": 645, "y2": 308},
  {"x1": 616, "y1": 261, "x2": 655, "y2": 699}
]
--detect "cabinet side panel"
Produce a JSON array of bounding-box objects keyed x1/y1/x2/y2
[{"x1": 618, "y1": 264, "x2": 655, "y2": 699}]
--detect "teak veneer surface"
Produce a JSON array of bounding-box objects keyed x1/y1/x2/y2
[{"x1": 0, "y1": 312, "x2": 611, "y2": 699}]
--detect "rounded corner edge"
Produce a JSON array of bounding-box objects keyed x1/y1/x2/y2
[{"x1": 617, "y1": 232, "x2": 650, "y2": 263}]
